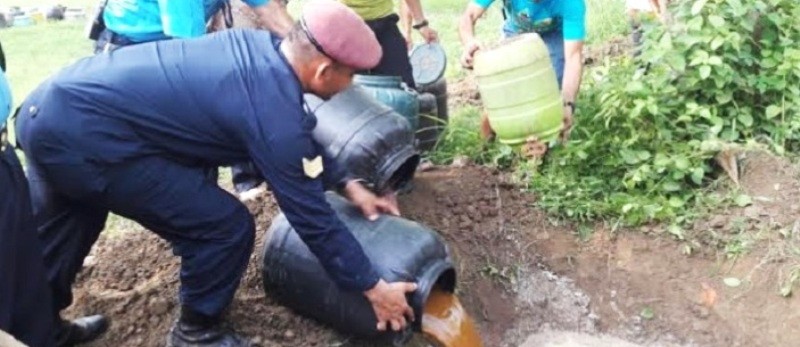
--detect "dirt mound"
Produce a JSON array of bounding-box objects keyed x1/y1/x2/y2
[{"x1": 448, "y1": 75, "x2": 481, "y2": 111}]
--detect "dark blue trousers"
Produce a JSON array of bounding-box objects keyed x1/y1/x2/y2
[
  {"x1": 26, "y1": 155, "x2": 256, "y2": 317},
  {"x1": 0, "y1": 145, "x2": 56, "y2": 347}
]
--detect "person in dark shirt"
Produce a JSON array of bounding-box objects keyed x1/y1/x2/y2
[
  {"x1": 0, "y1": 40, "x2": 60, "y2": 347},
  {"x1": 15, "y1": 1, "x2": 417, "y2": 346}
]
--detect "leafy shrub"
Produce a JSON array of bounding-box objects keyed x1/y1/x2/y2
[{"x1": 528, "y1": 0, "x2": 800, "y2": 228}]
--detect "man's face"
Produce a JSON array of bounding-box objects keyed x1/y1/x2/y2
[{"x1": 307, "y1": 60, "x2": 355, "y2": 100}]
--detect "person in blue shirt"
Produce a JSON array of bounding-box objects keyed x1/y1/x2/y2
[
  {"x1": 16, "y1": 2, "x2": 417, "y2": 346},
  {"x1": 459, "y1": 0, "x2": 586, "y2": 142},
  {"x1": 95, "y1": 0, "x2": 294, "y2": 53}
]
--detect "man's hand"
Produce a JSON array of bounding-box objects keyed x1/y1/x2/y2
[
  {"x1": 343, "y1": 180, "x2": 401, "y2": 221},
  {"x1": 418, "y1": 26, "x2": 439, "y2": 44},
  {"x1": 206, "y1": 11, "x2": 226, "y2": 33},
  {"x1": 364, "y1": 279, "x2": 417, "y2": 331},
  {"x1": 560, "y1": 104, "x2": 574, "y2": 143},
  {"x1": 252, "y1": 1, "x2": 293, "y2": 37},
  {"x1": 460, "y1": 40, "x2": 481, "y2": 69}
]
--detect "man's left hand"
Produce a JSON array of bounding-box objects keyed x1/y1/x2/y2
[
  {"x1": 343, "y1": 180, "x2": 401, "y2": 221},
  {"x1": 418, "y1": 26, "x2": 439, "y2": 44}
]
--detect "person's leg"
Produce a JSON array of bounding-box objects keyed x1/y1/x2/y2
[
  {"x1": 363, "y1": 14, "x2": 416, "y2": 89},
  {"x1": 26, "y1": 159, "x2": 110, "y2": 315},
  {"x1": 628, "y1": 9, "x2": 644, "y2": 57},
  {"x1": 25, "y1": 158, "x2": 112, "y2": 346},
  {"x1": 101, "y1": 156, "x2": 255, "y2": 345},
  {"x1": 0, "y1": 145, "x2": 56, "y2": 347}
]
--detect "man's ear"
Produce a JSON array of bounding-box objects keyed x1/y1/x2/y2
[{"x1": 313, "y1": 60, "x2": 333, "y2": 82}]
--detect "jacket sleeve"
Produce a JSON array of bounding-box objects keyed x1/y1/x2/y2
[
  {"x1": 317, "y1": 142, "x2": 351, "y2": 191},
  {"x1": 247, "y1": 107, "x2": 380, "y2": 292}
]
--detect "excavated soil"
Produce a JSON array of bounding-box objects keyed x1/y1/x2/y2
[{"x1": 65, "y1": 155, "x2": 800, "y2": 347}]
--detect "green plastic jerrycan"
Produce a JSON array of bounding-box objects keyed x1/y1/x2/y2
[
  {"x1": 354, "y1": 75, "x2": 420, "y2": 130},
  {"x1": 474, "y1": 33, "x2": 564, "y2": 145}
]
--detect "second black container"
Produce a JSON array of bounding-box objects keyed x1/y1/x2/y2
[
  {"x1": 261, "y1": 192, "x2": 456, "y2": 345},
  {"x1": 306, "y1": 86, "x2": 420, "y2": 194}
]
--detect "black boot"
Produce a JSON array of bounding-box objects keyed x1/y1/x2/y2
[
  {"x1": 167, "y1": 307, "x2": 250, "y2": 347},
  {"x1": 56, "y1": 315, "x2": 110, "y2": 346}
]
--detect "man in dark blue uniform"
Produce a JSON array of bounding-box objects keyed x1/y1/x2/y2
[{"x1": 16, "y1": 1, "x2": 417, "y2": 346}]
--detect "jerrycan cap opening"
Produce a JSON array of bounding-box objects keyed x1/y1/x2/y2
[{"x1": 411, "y1": 260, "x2": 457, "y2": 332}]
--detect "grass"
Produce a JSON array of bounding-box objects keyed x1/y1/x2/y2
[{"x1": 0, "y1": 22, "x2": 92, "y2": 108}]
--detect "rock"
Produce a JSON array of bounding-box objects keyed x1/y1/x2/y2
[
  {"x1": 417, "y1": 161, "x2": 436, "y2": 172},
  {"x1": 744, "y1": 205, "x2": 766, "y2": 219},
  {"x1": 451, "y1": 155, "x2": 471, "y2": 168},
  {"x1": 709, "y1": 215, "x2": 727, "y2": 228},
  {"x1": 82, "y1": 255, "x2": 97, "y2": 268},
  {"x1": 697, "y1": 307, "x2": 710, "y2": 319},
  {"x1": 149, "y1": 298, "x2": 171, "y2": 316},
  {"x1": 284, "y1": 330, "x2": 295, "y2": 339}
]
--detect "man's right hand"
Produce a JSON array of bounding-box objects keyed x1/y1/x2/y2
[
  {"x1": 460, "y1": 40, "x2": 481, "y2": 69},
  {"x1": 364, "y1": 279, "x2": 417, "y2": 331}
]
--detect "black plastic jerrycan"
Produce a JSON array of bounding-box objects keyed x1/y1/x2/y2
[
  {"x1": 261, "y1": 192, "x2": 456, "y2": 345},
  {"x1": 306, "y1": 86, "x2": 420, "y2": 194}
]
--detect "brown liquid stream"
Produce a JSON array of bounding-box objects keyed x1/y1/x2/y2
[{"x1": 422, "y1": 289, "x2": 483, "y2": 347}]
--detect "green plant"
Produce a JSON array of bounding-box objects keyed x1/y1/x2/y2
[
  {"x1": 527, "y1": 0, "x2": 800, "y2": 229},
  {"x1": 427, "y1": 106, "x2": 520, "y2": 167}
]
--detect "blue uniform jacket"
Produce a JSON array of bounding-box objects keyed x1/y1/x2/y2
[{"x1": 16, "y1": 29, "x2": 381, "y2": 292}]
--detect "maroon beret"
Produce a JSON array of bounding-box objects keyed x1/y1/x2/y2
[{"x1": 301, "y1": 0, "x2": 382, "y2": 70}]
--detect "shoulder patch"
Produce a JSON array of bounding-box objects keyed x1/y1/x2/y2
[{"x1": 302, "y1": 156, "x2": 324, "y2": 179}]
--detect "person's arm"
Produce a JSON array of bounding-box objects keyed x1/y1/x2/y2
[
  {"x1": 559, "y1": 0, "x2": 586, "y2": 142},
  {"x1": 401, "y1": 0, "x2": 438, "y2": 43},
  {"x1": 247, "y1": 0, "x2": 294, "y2": 38},
  {"x1": 247, "y1": 103, "x2": 411, "y2": 330},
  {"x1": 158, "y1": 0, "x2": 207, "y2": 38},
  {"x1": 206, "y1": 10, "x2": 227, "y2": 33},
  {"x1": 649, "y1": 0, "x2": 660, "y2": 14},
  {"x1": 560, "y1": 41, "x2": 583, "y2": 141},
  {"x1": 399, "y1": 1, "x2": 414, "y2": 49},
  {"x1": 655, "y1": 0, "x2": 671, "y2": 24},
  {"x1": 459, "y1": 2, "x2": 489, "y2": 68}
]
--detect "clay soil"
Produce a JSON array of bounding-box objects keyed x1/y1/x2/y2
[{"x1": 64, "y1": 151, "x2": 800, "y2": 347}]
